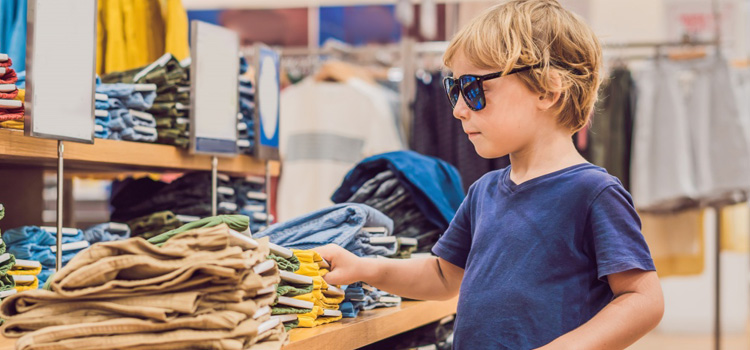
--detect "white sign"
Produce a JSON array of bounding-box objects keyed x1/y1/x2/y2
[
  {"x1": 26, "y1": 0, "x2": 96, "y2": 143},
  {"x1": 190, "y1": 21, "x2": 240, "y2": 156}
]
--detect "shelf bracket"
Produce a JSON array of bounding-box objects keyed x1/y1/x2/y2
[{"x1": 211, "y1": 156, "x2": 218, "y2": 217}]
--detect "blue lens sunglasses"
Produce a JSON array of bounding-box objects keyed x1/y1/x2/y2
[{"x1": 443, "y1": 64, "x2": 544, "y2": 111}]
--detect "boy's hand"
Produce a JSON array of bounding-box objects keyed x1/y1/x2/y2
[{"x1": 314, "y1": 244, "x2": 369, "y2": 285}]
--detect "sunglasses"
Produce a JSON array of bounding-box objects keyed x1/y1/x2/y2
[{"x1": 443, "y1": 64, "x2": 542, "y2": 111}]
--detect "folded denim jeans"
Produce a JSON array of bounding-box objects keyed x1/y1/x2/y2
[
  {"x1": 254, "y1": 204, "x2": 397, "y2": 257},
  {"x1": 83, "y1": 223, "x2": 131, "y2": 244},
  {"x1": 96, "y1": 84, "x2": 157, "y2": 110},
  {"x1": 3, "y1": 227, "x2": 86, "y2": 269},
  {"x1": 109, "y1": 111, "x2": 156, "y2": 130},
  {"x1": 94, "y1": 100, "x2": 109, "y2": 110},
  {"x1": 121, "y1": 126, "x2": 158, "y2": 143}
]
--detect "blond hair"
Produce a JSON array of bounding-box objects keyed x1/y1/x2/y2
[{"x1": 443, "y1": 0, "x2": 602, "y2": 133}]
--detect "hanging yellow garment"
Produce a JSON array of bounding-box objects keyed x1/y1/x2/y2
[
  {"x1": 719, "y1": 203, "x2": 750, "y2": 253},
  {"x1": 96, "y1": 0, "x2": 105, "y2": 74},
  {"x1": 103, "y1": 0, "x2": 128, "y2": 74},
  {"x1": 640, "y1": 209, "x2": 705, "y2": 277},
  {"x1": 163, "y1": 0, "x2": 189, "y2": 61},
  {"x1": 145, "y1": 0, "x2": 166, "y2": 63}
]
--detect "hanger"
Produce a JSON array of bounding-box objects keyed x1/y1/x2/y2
[
  {"x1": 362, "y1": 227, "x2": 389, "y2": 235},
  {"x1": 94, "y1": 110, "x2": 108, "y2": 118},
  {"x1": 228, "y1": 228, "x2": 260, "y2": 249},
  {"x1": 322, "y1": 309, "x2": 342, "y2": 317},
  {"x1": 243, "y1": 204, "x2": 265, "y2": 212},
  {"x1": 246, "y1": 192, "x2": 267, "y2": 201},
  {"x1": 271, "y1": 314, "x2": 298, "y2": 323},
  {"x1": 245, "y1": 176, "x2": 265, "y2": 184},
  {"x1": 108, "y1": 223, "x2": 130, "y2": 232},
  {"x1": 280, "y1": 270, "x2": 313, "y2": 285},
  {"x1": 129, "y1": 110, "x2": 155, "y2": 123},
  {"x1": 253, "y1": 306, "x2": 271, "y2": 320},
  {"x1": 253, "y1": 260, "x2": 276, "y2": 275},
  {"x1": 12, "y1": 275, "x2": 35, "y2": 283},
  {"x1": 256, "y1": 285, "x2": 276, "y2": 295},
  {"x1": 397, "y1": 237, "x2": 418, "y2": 247},
  {"x1": 325, "y1": 285, "x2": 345, "y2": 296},
  {"x1": 0, "y1": 289, "x2": 17, "y2": 299},
  {"x1": 50, "y1": 241, "x2": 90, "y2": 253},
  {"x1": 133, "y1": 84, "x2": 157, "y2": 92},
  {"x1": 41, "y1": 226, "x2": 80, "y2": 236},
  {"x1": 269, "y1": 243, "x2": 292, "y2": 258},
  {"x1": 14, "y1": 260, "x2": 41, "y2": 269},
  {"x1": 0, "y1": 84, "x2": 17, "y2": 92},
  {"x1": 217, "y1": 186, "x2": 235, "y2": 196},
  {"x1": 277, "y1": 296, "x2": 314, "y2": 309},
  {"x1": 219, "y1": 202, "x2": 238, "y2": 212},
  {"x1": 258, "y1": 317, "x2": 281, "y2": 335},
  {"x1": 369, "y1": 236, "x2": 397, "y2": 245},
  {"x1": 237, "y1": 139, "x2": 251, "y2": 148},
  {"x1": 0, "y1": 100, "x2": 22, "y2": 109},
  {"x1": 177, "y1": 215, "x2": 200, "y2": 223},
  {"x1": 133, "y1": 126, "x2": 157, "y2": 136}
]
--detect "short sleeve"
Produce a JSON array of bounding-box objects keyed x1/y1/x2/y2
[
  {"x1": 431, "y1": 184, "x2": 474, "y2": 269},
  {"x1": 589, "y1": 184, "x2": 656, "y2": 280}
]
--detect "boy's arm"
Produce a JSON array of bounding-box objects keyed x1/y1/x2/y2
[
  {"x1": 538, "y1": 269, "x2": 664, "y2": 350},
  {"x1": 315, "y1": 244, "x2": 464, "y2": 301}
]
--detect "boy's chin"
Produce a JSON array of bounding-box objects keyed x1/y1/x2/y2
[{"x1": 472, "y1": 144, "x2": 509, "y2": 159}]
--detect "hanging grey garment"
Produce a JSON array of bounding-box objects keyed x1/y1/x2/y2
[
  {"x1": 589, "y1": 67, "x2": 636, "y2": 190},
  {"x1": 681, "y1": 58, "x2": 750, "y2": 202},
  {"x1": 630, "y1": 61, "x2": 697, "y2": 210}
]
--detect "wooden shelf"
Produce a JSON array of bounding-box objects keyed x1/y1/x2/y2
[
  {"x1": 284, "y1": 298, "x2": 458, "y2": 350},
  {"x1": 0, "y1": 299, "x2": 457, "y2": 350},
  {"x1": 0, "y1": 129, "x2": 279, "y2": 176}
]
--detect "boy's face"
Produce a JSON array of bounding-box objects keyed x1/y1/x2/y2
[{"x1": 450, "y1": 52, "x2": 554, "y2": 159}]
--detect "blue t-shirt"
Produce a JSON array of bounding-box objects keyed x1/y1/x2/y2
[{"x1": 432, "y1": 163, "x2": 656, "y2": 350}]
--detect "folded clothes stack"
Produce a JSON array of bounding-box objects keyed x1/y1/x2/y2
[
  {"x1": 332, "y1": 151, "x2": 465, "y2": 255},
  {"x1": 111, "y1": 172, "x2": 240, "y2": 225},
  {"x1": 255, "y1": 203, "x2": 397, "y2": 258},
  {"x1": 269, "y1": 249, "x2": 343, "y2": 329},
  {"x1": 0, "y1": 204, "x2": 16, "y2": 295},
  {"x1": 0, "y1": 57, "x2": 24, "y2": 130},
  {"x1": 96, "y1": 83, "x2": 158, "y2": 142},
  {"x1": 232, "y1": 175, "x2": 269, "y2": 233},
  {"x1": 340, "y1": 282, "x2": 401, "y2": 318},
  {"x1": 237, "y1": 57, "x2": 255, "y2": 155},
  {"x1": 0, "y1": 216, "x2": 288, "y2": 350},
  {"x1": 82, "y1": 222, "x2": 131, "y2": 244},
  {"x1": 102, "y1": 54, "x2": 191, "y2": 148},
  {"x1": 2, "y1": 227, "x2": 89, "y2": 288}
]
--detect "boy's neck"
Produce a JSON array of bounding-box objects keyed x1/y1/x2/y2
[{"x1": 508, "y1": 129, "x2": 587, "y2": 185}]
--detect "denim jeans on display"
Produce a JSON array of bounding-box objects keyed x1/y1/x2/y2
[
  {"x1": 83, "y1": 223, "x2": 131, "y2": 244},
  {"x1": 95, "y1": 100, "x2": 110, "y2": 110},
  {"x1": 254, "y1": 203, "x2": 397, "y2": 257},
  {"x1": 96, "y1": 84, "x2": 157, "y2": 110},
  {"x1": 121, "y1": 127, "x2": 157, "y2": 143}
]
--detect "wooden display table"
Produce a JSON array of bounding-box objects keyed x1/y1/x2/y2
[{"x1": 0, "y1": 299, "x2": 458, "y2": 350}]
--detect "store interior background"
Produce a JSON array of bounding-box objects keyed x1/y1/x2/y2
[{"x1": 42, "y1": 0, "x2": 750, "y2": 349}]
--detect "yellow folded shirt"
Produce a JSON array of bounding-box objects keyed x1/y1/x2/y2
[
  {"x1": 312, "y1": 276, "x2": 328, "y2": 290},
  {"x1": 295, "y1": 262, "x2": 320, "y2": 277},
  {"x1": 292, "y1": 292, "x2": 341, "y2": 310},
  {"x1": 13, "y1": 276, "x2": 39, "y2": 291},
  {"x1": 292, "y1": 249, "x2": 323, "y2": 264},
  {"x1": 8, "y1": 265, "x2": 42, "y2": 276},
  {"x1": 297, "y1": 306, "x2": 342, "y2": 328},
  {"x1": 0, "y1": 120, "x2": 23, "y2": 129}
]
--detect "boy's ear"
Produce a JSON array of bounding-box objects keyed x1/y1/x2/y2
[{"x1": 536, "y1": 71, "x2": 562, "y2": 111}]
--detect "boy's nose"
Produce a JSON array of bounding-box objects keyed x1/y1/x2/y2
[{"x1": 453, "y1": 95, "x2": 470, "y2": 121}]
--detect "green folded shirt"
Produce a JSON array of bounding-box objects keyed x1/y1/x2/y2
[
  {"x1": 148, "y1": 215, "x2": 250, "y2": 246},
  {"x1": 268, "y1": 253, "x2": 300, "y2": 272}
]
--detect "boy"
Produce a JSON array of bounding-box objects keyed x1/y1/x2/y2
[{"x1": 316, "y1": 1, "x2": 664, "y2": 349}]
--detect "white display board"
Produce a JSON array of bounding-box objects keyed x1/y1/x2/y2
[
  {"x1": 253, "y1": 44, "x2": 280, "y2": 161},
  {"x1": 25, "y1": 0, "x2": 96, "y2": 143},
  {"x1": 190, "y1": 21, "x2": 240, "y2": 156}
]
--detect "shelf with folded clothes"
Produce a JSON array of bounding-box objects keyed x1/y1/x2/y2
[
  {"x1": 0, "y1": 128, "x2": 279, "y2": 176},
  {"x1": 0, "y1": 215, "x2": 288, "y2": 350},
  {"x1": 0, "y1": 57, "x2": 25, "y2": 131},
  {"x1": 283, "y1": 298, "x2": 458, "y2": 350}
]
